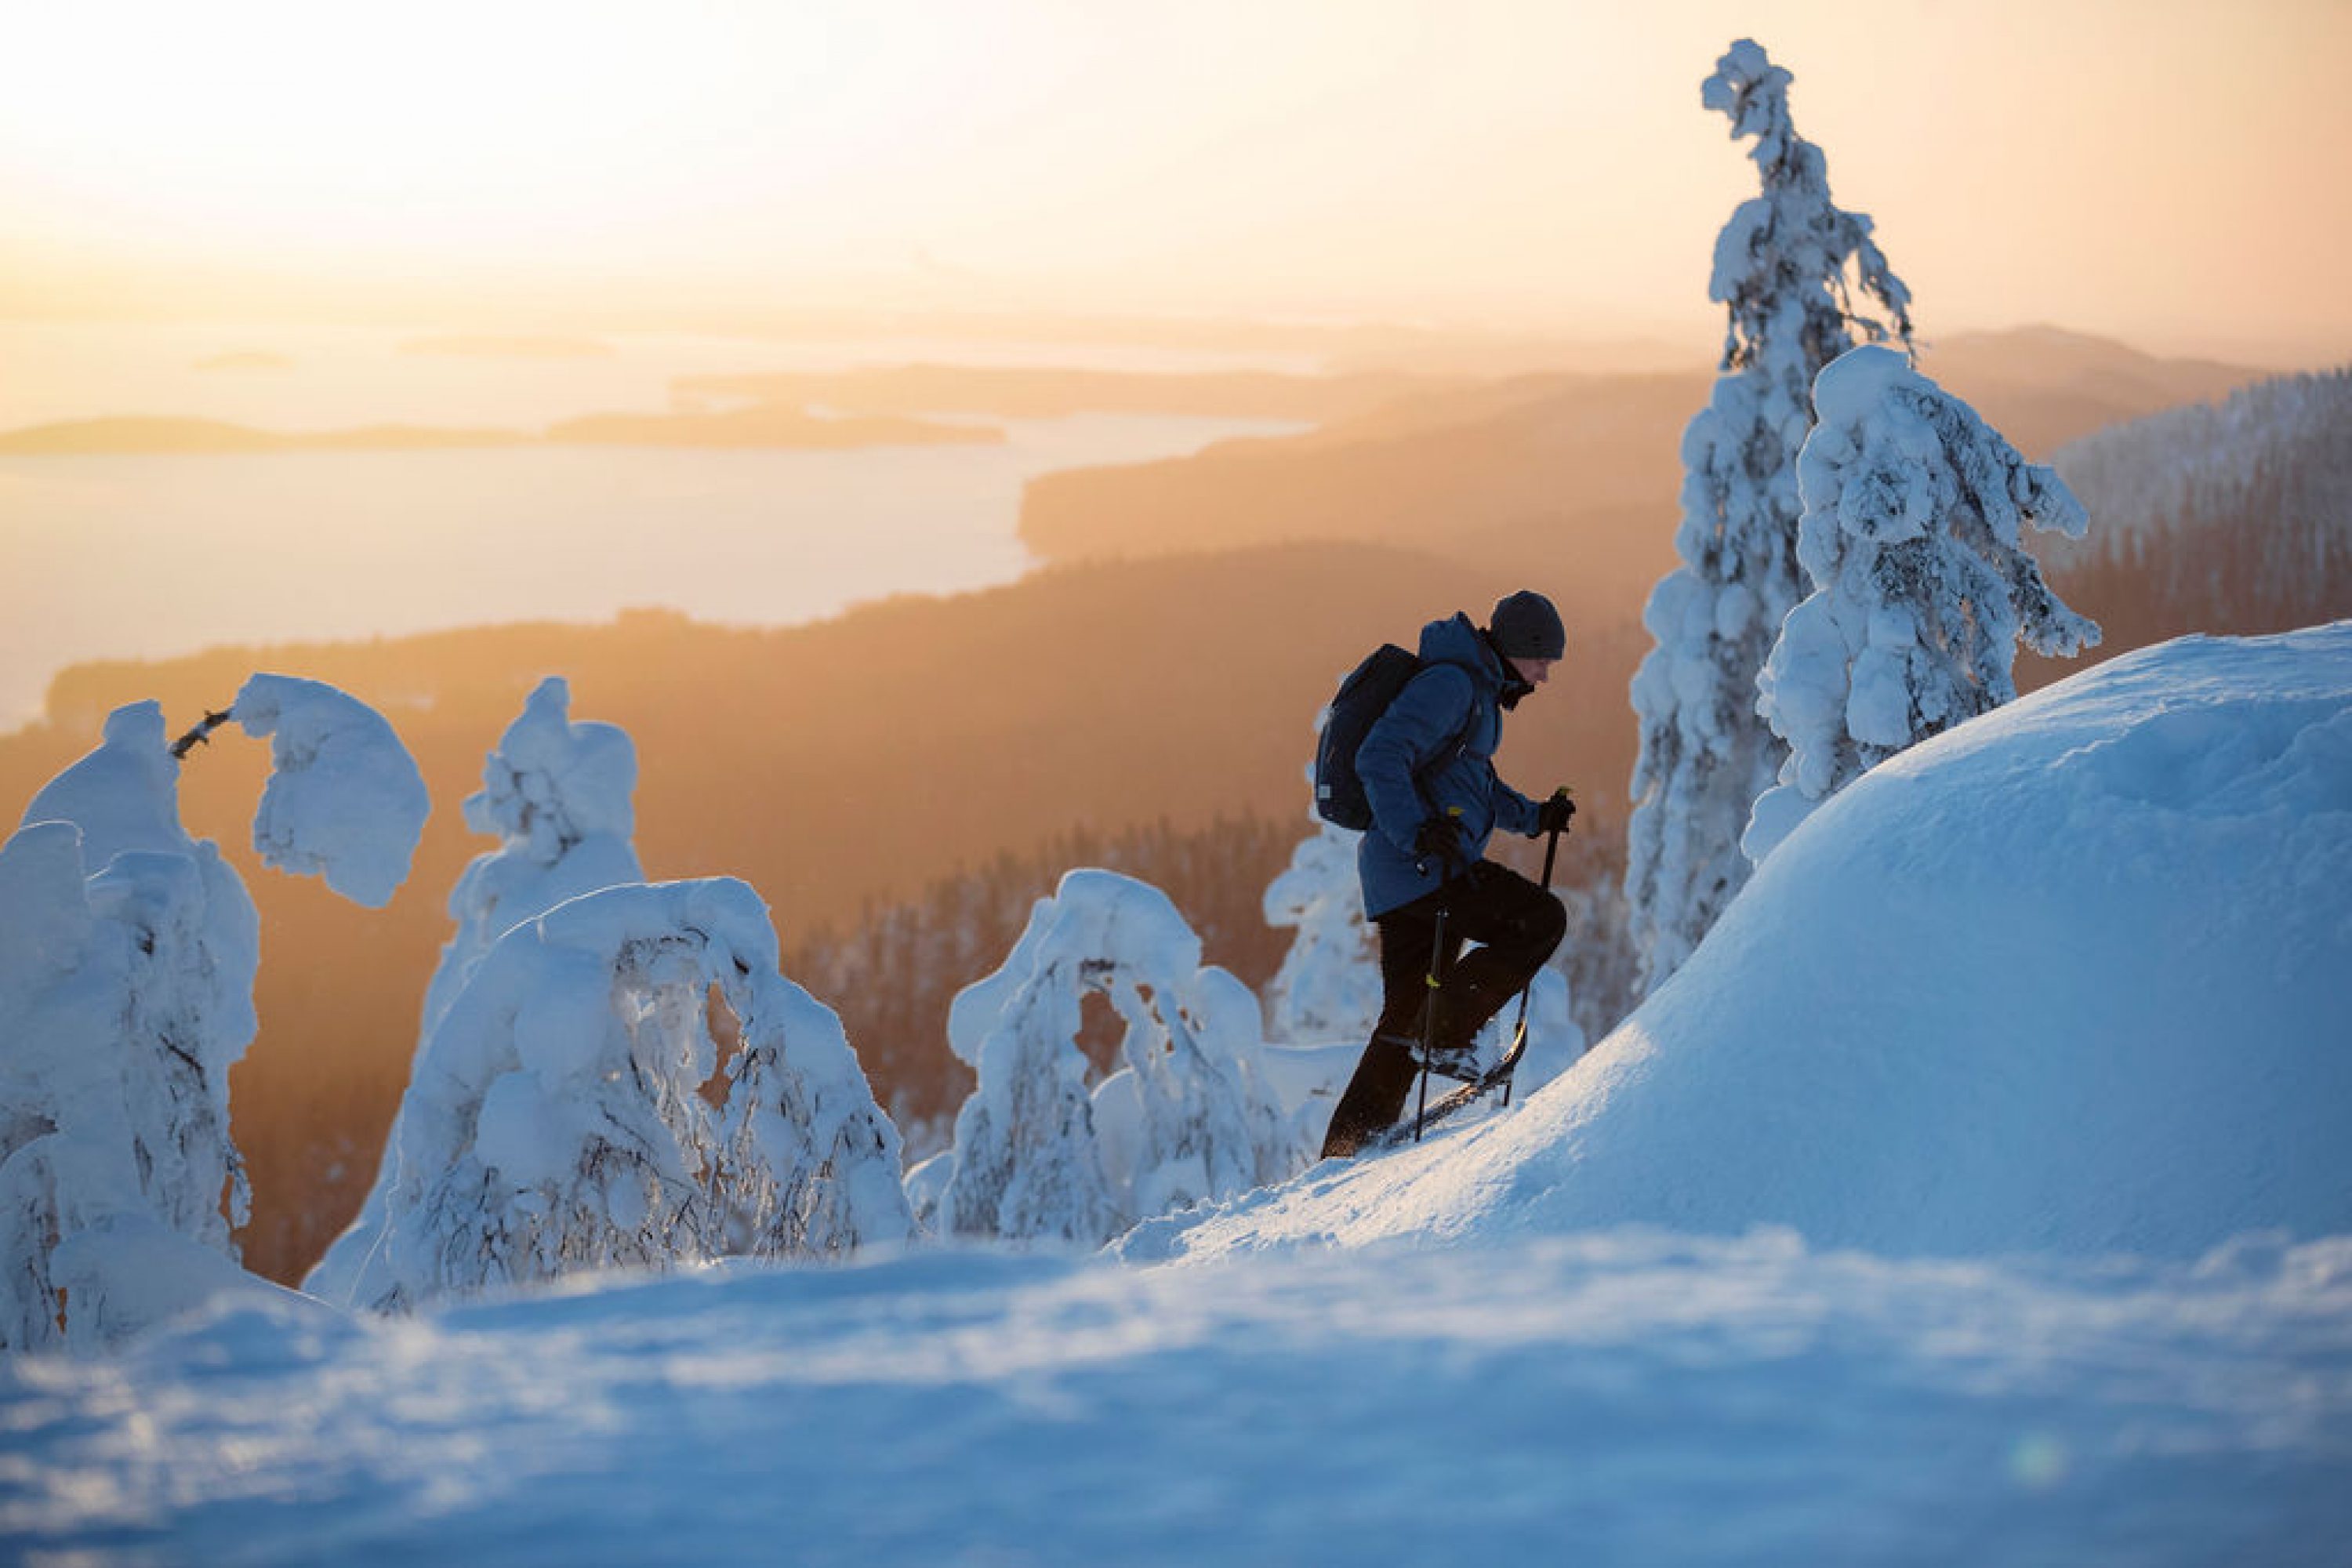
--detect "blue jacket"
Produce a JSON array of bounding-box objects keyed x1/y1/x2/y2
[{"x1": 1356, "y1": 612, "x2": 1542, "y2": 918}]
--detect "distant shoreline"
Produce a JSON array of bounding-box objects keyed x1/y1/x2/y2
[{"x1": 0, "y1": 411, "x2": 1005, "y2": 456}]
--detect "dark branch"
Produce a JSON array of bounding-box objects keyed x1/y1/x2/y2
[{"x1": 169, "y1": 707, "x2": 237, "y2": 760}]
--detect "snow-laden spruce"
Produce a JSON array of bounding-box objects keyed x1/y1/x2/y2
[
  {"x1": 361, "y1": 877, "x2": 911, "y2": 1312},
  {"x1": 1260, "y1": 811, "x2": 1379, "y2": 1045},
  {"x1": 1, "y1": 684, "x2": 426, "y2": 1351},
  {"x1": 307, "y1": 677, "x2": 644, "y2": 1305},
  {"x1": 1745, "y1": 346, "x2": 2100, "y2": 860},
  {"x1": 918, "y1": 869, "x2": 1301, "y2": 1246},
  {"x1": 1625, "y1": 37, "x2": 1914, "y2": 997}
]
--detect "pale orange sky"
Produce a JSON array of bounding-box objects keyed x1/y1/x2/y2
[{"x1": 4, "y1": 0, "x2": 2349, "y2": 365}]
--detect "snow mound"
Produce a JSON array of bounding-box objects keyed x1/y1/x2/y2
[{"x1": 1142, "y1": 626, "x2": 2352, "y2": 1264}]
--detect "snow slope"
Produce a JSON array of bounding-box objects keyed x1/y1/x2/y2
[
  {"x1": 1141, "y1": 625, "x2": 2352, "y2": 1265},
  {"x1": 2, "y1": 627, "x2": 2347, "y2": 1563}
]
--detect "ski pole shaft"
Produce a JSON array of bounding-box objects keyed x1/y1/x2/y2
[
  {"x1": 1414, "y1": 905, "x2": 1448, "y2": 1141},
  {"x1": 1501, "y1": 822, "x2": 1564, "y2": 1109}
]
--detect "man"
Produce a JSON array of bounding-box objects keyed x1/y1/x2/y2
[{"x1": 1320, "y1": 590, "x2": 1573, "y2": 1157}]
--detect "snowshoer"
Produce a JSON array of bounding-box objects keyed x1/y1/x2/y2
[{"x1": 1320, "y1": 590, "x2": 1573, "y2": 1158}]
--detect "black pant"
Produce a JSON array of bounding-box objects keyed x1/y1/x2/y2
[{"x1": 1320, "y1": 860, "x2": 1566, "y2": 1157}]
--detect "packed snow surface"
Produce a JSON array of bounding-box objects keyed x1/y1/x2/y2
[{"x1": 2, "y1": 628, "x2": 2347, "y2": 1563}]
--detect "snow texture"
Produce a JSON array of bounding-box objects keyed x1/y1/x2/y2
[
  {"x1": 927, "y1": 869, "x2": 1301, "y2": 1245},
  {"x1": 1, "y1": 704, "x2": 263, "y2": 1351},
  {"x1": 1145, "y1": 625, "x2": 2352, "y2": 1265},
  {"x1": 3, "y1": 1234, "x2": 2347, "y2": 1564},
  {"x1": 232, "y1": 673, "x2": 430, "y2": 909},
  {"x1": 350, "y1": 877, "x2": 910, "y2": 1312},
  {"x1": 1745, "y1": 345, "x2": 2100, "y2": 860},
  {"x1": 307, "y1": 677, "x2": 644, "y2": 1305},
  {"x1": 1625, "y1": 38, "x2": 1915, "y2": 999}
]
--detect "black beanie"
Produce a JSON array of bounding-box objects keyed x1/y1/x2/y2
[{"x1": 1489, "y1": 590, "x2": 1566, "y2": 661}]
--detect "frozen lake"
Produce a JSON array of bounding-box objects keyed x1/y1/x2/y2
[{"x1": 0, "y1": 324, "x2": 1308, "y2": 726}]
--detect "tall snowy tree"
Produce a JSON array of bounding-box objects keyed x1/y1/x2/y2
[
  {"x1": 307, "y1": 677, "x2": 643, "y2": 1305},
  {"x1": 924, "y1": 869, "x2": 1294, "y2": 1247},
  {"x1": 1, "y1": 682, "x2": 426, "y2": 1350},
  {"x1": 1744, "y1": 346, "x2": 2100, "y2": 860},
  {"x1": 1625, "y1": 38, "x2": 1914, "y2": 996},
  {"x1": 358, "y1": 877, "x2": 912, "y2": 1312}
]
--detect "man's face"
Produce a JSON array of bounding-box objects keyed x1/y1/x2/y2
[{"x1": 1508, "y1": 654, "x2": 1557, "y2": 687}]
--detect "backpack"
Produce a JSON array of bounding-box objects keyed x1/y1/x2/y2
[{"x1": 1312, "y1": 644, "x2": 1470, "y2": 830}]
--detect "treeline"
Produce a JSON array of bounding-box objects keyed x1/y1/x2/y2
[
  {"x1": 781, "y1": 811, "x2": 1305, "y2": 1152},
  {"x1": 2039, "y1": 368, "x2": 2352, "y2": 661}
]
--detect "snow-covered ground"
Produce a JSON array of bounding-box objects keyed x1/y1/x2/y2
[
  {"x1": 2, "y1": 624, "x2": 2348, "y2": 1563},
  {"x1": 4, "y1": 1233, "x2": 2348, "y2": 1566}
]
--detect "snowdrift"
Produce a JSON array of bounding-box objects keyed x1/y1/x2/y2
[{"x1": 1141, "y1": 626, "x2": 2352, "y2": 1263}]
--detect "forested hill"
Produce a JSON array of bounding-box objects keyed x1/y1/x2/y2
[{"x1": 1017, "y1": 328, "x2": 2263, "y2": 572}]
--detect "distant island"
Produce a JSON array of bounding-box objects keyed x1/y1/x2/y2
[
  {"x1": 398, "y1": 335, "x2": 619, "y2": 359},
  {"x1": 546, "y1": 406, "x2": 1001, "y2": 449},
  {"x1": 0, "y1": 418, "x2": 530, "y2": 456},
  {"x1": 2, "y1": 364, "x2": 1467, "y2": 459},
  {"x1": 0, "y1": 408, "x2": 1004, "y2": 456},
  {"x1": 193, "y1": 350, "x2": 295, "y2": 373}
]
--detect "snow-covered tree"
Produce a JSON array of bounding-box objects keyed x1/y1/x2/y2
[
  {"x1": 307, "y1": 677, "x2": 642, "y2": 1303},
  {"x1": 922, "y1": 869, "x2": 1296, "y2": 1247},
  {"x1": 358, "y1": 878, "x2": 911, "y2": 1312},
  {"x1": 1625, "y1": 37, "x2": 1915, "y2": 996},
  {"x1": 426, "y1": 677, "x2": 644, "y2": 1036},
  {"x1": 1745, "y1": 346, "x2": 2100, "y2": 860},
  {"x1": 1, "y1": 681, "x2": 427, "y2": 1351},
  {"x1": 1260, "y1": 812, "x2": 1379, "y2": 1045}
]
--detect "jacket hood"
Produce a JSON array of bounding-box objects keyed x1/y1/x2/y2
[
  {"x1": 1419, "y1": 612, "x2": 1531, "y2": 706},
  {"x1": 1417, "y1": 612, "x2": 1504, "y2": 684}
]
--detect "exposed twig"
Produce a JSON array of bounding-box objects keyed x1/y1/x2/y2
[{"x1": 168, "y1": 706, "x2": 237, "y2": 760}]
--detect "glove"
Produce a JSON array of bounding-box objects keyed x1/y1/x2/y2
[
  {"x1": 1535, "y1": 787, "x2": 1576, "y2": 837},
  {"x1": 1413, "y1": 812, "x2": 1471, "y2": 881}
]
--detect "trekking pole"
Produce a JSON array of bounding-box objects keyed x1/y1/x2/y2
[
  {"x1": 1412, "y1": 904, "x2": 1449, "y2": 1143},
  {"x1": 1501, "y1": 813, "x2": 1566, "y2": 1110}
]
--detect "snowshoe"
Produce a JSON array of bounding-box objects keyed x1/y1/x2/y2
[{"x1": 1369, "y1": 1014, "x2": 1531, "y2": 1150}]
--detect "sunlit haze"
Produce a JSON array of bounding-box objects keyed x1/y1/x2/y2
[{"x1": 5, "y1": 0, "x2": 2349, "y2": 361}]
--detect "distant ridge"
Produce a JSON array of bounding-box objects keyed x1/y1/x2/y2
[
  {"x1": 1017, "y1": 329, "x2": 2269, "y2": 570},
  {"x1": 0, "y1": 417, "x2": 528, "y2": 456}
]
